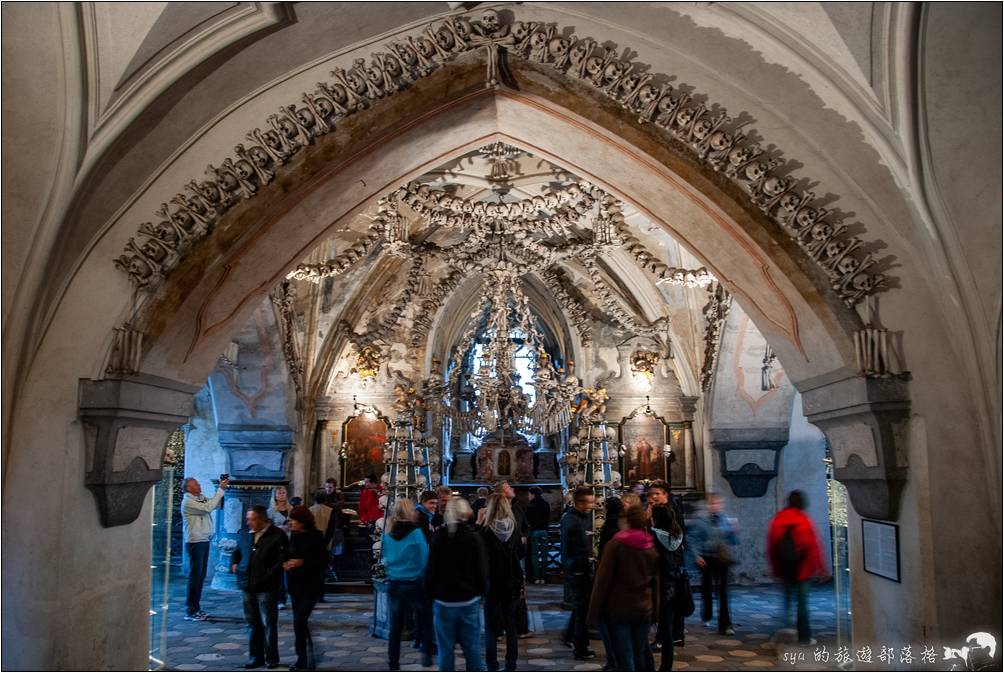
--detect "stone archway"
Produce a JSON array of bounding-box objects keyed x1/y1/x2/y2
[
  {"x1": 118, "y1": 56, "x2": 902, "y2": 526},
  {"x1": 6, "y1": 12, "x2": 943, "y2": 671}
]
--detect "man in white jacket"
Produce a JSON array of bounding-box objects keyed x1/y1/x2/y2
[{"x1": 181, "y1": 476, "x2": 229, "y2": 621}]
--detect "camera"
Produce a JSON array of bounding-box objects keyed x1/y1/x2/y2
[{"x1": 220, "y1": 473, "x2": 230, "y2": 481}]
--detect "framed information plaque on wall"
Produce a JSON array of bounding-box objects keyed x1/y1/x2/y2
[{"x1": 862, "y1": 519, "x2": 900, "y2": 582}]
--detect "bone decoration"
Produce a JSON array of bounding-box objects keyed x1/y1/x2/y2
[{"x1": 112, "y1": 10, "x2": 889, "y2": 310}]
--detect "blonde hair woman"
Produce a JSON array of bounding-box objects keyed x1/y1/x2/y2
[
  {"x1": 267, "y1": 485, "x2": 294, "y2": 609},
  {"x1": 427, "y1": 495, "x2": 487, "y2": 670},
  {"x1": 380, "y1": 498, "x2": 433, "y2": 669},
  {"x1": 479, "y1": 493, "x2": 524, "y2": 671}
]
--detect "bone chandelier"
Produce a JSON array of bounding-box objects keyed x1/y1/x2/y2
[{"x1": 287, "y1": 144, "x2": 714, "y2": 433}]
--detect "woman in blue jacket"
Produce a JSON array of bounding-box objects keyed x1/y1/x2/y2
[{"x1": 381, "y1": 498, "x2": 433, "y2": 670}]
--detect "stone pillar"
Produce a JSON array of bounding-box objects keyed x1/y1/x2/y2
[
  {"x1": 210, "y1": 480, "x2": 287, "y2": 591},
  {"x1": 680, "y1": 395, "x2": 699, "y2": 491},
  {"x1": 316, "y1": 419, "x2": 340, "y2": 485},
  {"x1": 682, "y1": 421, "x2": 697, "y2": 490},
  {"x1": 78, "y1": 374, "x2": 199, "y2": 527},
  {"x1": 801, "y1": 374, "x2": 909, "y2": 521}
]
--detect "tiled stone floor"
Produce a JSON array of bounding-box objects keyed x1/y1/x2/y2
[{"x1": 154, "y1": 577, "x2": 843, "y2": 671}]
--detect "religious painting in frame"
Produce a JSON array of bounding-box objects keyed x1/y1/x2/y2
[
  {"x1": 619, "y1": 410, "x2": 669, "y2": 483},
  {"x1": 341, "y1": 409, "x2": 389, "y2": 487}
]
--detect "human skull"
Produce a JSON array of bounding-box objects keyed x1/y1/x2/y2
[
  {"x1": 171, "y1": 209, "x2": 194, "y2": 229},
  {"x1": 570, "y1": 40, "x2": 592, "y2": 65},
  {"x1": 728, "y1": 145, "x2": 753, "y2": 167},
  {"x1": 140, "y1": 239, "x2": 165, "y2": 262},
  {"x1": 530, "y1": 30, "x2": 549, "y2": 54},
  {"x1": 691, "y1": 118, "x2": 713, "y2": 139},
  {"x1": 656, "y1": 94, "x2": 677, "y2": 115},
  {"x1": 391, "y1": 42, "x2": 416, "y2": 66},
  {"x1": 585, "y1": 55, "x2": 605, "y2": 77},
  {"x1": 249, "y1": 146, "x2": 271, "y2": 167},
  {"x1": 215, "y1": 169, "x2": 239, "y2": 191},
  {"x1": 452, "y1": 17, "x2": 473, "y2": 40},
  {"x1": 779, "y1": 193, "x2": 801, "y2": 212},
  {"x1": 636, "y1": 83, "x2": 659, "y2": 106},
  {"x1": 326, "y1": 82, "x2": 349, "y2": 104},
  {"x1": 675, "y1": 107, "x2": 695, "y2": 126},
  {"x1": 603, "y1": 61, "x2": 625, "y2": 83},
  {"x1": 836, "y1": 255, "x2": 860, "y2": 276},
  {"x1": 810, "y1": 222, "x2": 833, "y2": 241},
  {"x1": 197, "y1": 181, "x2": 221, "y2": 203},
  {"x1": 125, "y1": 255, "x2": 152, "y2": 280},
  {"x1": 762, "y1": 175, "x2": 788, "y2": 196},
  {"x1": 278, "y1": 117, "x2": 298, "y2": 138},
  {"x1": 345, "y1": 69, "x2": 368, "y2": 94},
  {"x1": 234, "y1": 159, "x2": 255, "y2": 181},
  {"x1": 795, "y1": 207, "x2": 820, "y2": 230},
  {"x1": 709, "y1": 130, "x2": 730, "y2": 151},
  {"x1": 549, "y1": 36, "x2": 569, "y2": 59},
  {"x1": 744, "y1": 161, "x2": 767, "y2": 181},
  {"x1": 415, "y1": 37, "x2": 436, "y2": 59},
  {"x1": 851, "y1": 271, "x2": 879, "y2": 292},
  {"x1": 262, "y1": 130, "x2": 283, "y2": 150},
  {"x1": 435, "y1": 27, "x2": 455, "y2": 52},
  {"x1": 314, "y1": 95, "x2": 334, "y2": 118},
  {"x1": 480, "y1": 9, "x2": 500, "y2": 33},
  {"x1": 620, "y1": 73, "x2": 641, "y2": 95},
  {"x1": 511, "y1": 21, "x2": 533, "y2": 42}
]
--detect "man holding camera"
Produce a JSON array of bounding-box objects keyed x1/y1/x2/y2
[{"x1": 181, "y1": 475, "x2": 229, "y2": 621}]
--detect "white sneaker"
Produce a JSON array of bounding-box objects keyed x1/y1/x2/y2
[
  {"x1": 184, "y1": 613, "x2": 208, "y2": 622},
  {"x1": 703, "y1": 621, "x2": 712, "y2": 629},
  {"x1": 724, "y1": 628, "x2": 735, "y2": 636}
]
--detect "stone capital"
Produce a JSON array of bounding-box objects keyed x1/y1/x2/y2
[{"x1": 79, "y1": 374, "x2": 198, "y2": 527}]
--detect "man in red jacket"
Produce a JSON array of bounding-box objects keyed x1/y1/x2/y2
[
  {"x1": 357, "y1": 474, "x2": 384, "y2": 528},
  {"x1": 766, "y1": 491, "x2": 829, "y2": 644}
]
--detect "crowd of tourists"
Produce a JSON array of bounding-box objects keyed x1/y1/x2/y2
[{"x1": 181, "y1": 474, "x2": 828, "y2": 671}]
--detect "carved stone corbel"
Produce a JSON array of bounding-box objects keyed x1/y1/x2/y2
[
  {"x1": 801, "y1": 374, "x2": 910, "y2": 520},
  {"x1": 712, "y1": 428, "x2": 787, "y2": 498},
  {"x1": 79, "y1": 374, "x2": 199, "y2": 527},
  {"x1": 218, "y1": 424, "x2": 294, "y2": 481}
]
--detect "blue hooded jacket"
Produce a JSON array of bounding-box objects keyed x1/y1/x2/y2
[{"x1": 382, "y1": 521, "x2": 429, "y2": 581}]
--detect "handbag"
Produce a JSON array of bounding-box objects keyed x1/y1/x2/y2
[{"x1": 675, "y1": 574, "x2": 695, "y2": 617}]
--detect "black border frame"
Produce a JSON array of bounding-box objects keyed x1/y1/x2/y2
[{"x1": 861, "y1": 518, "x2": 901, "y2": 582}]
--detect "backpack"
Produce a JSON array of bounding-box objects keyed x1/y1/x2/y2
[{"x1": 775, "y1": 523, "x2": 803, "y2": 580}]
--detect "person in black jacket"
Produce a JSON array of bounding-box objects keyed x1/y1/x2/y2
[
  {"x1": 560, "y1": 486, "x2": 596, "y2": 660},
  {"x1": 597, "y1": 496, "x2": 623, "y2": 560},
  {"x1": 496, "y1": 481, "x2": 531, "y2": 637},
  {"x1": 426, "y1": 497, "x2": 488, "y2": 671},
  {"x1": 283, "y1": 506, "x2": 328, "y2": 671},
  {"x1": 480, "y1": 494, "x2": 526, "y2": 672},
  {"x1": 648, "y1": 480, "x2": 686, "y2": 671},
  {"x1": 231, "y1": 505, "x2": 289, "y2": 669},
  {"x1": 525, "y1": 487, "x2": 551, "y2": 585}
]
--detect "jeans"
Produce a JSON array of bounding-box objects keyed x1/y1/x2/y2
[
  {"x1": 604, "y1": 619, "x2": 652, "y2": 671},
  {"x1": 242, "y1": 589, "x2": 280, "y2": 664},
  {"x1": 783, "y1": 579, "x2": 812, "y2": 643},
  {"x1": 528, "y1": 530, "x2": 549, "y2": 581},
  {"x1": 432, "y1": 599, "x2": 485, "y2": 671},
  {"x1": 290, "y1": 593, "x2": 317, "y2": 668},
  {"x1": 562, "y1": 572, "x2": 592, "y2": 656},
  {"x1": 654, "y1": 594, "x2": 675, "y2": 671},
  {"x1": 699, "y1": 558, "x2": 731, "y2": 632},
  {"x1": 185, "y1": 541, "x2": 210, "y2": 616},
  {"x1": 485, "y1": 596, "x2": 519, "y2": 671},
  {"x1": 388, "y1": 579, "x2": 433, "y2": 668}
]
